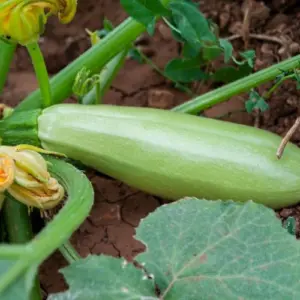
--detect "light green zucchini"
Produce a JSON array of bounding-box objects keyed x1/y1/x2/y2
[{"x1": 37, "y1": 104, "x2": 300, "y2": 209}]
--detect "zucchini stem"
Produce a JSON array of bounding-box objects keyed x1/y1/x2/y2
[
  {"x1": 82, "y1": 48, "x2": 129, "y2": 105},
  {"x1": 172, "y1": 54, "x2": 300, "y2": 114},
  {"x1": 263, "y1": 73, "x2": 295, "y2": 100},
  {"x1": 2, "y1": 195, "x2": 43, "y2": 300},
  {"x1": 0, "y1": 39, "x2": 16, "y2": 94},
  {"x1": 0, "y1": 157, "x2": 94, "y2": 295},
  {"x1": 16, "y1": 18, "x2": 146, "y2": 111},
  {"x1": 26, "y1": 42, "x2": 52, "y2": 108}
]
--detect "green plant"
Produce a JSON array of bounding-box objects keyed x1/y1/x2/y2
[{"x1": 1, "y1": 0, "x2": 300, "y2": 299}]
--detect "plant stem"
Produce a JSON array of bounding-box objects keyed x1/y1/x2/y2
[
  {"x1": 2, "y1": 195, "x2": 32, "y2": 243},
  {"x1": 2, "y1": 195, "x2": 42, "y2": 300},
  {"x1": 59, "y1": 241, "x2": 81, "y2": 264},
  {"x1": 16, "y1": 18, "x2": 146, "y2": 111},
  {"x1": 263, "y1": 73, "x2": 295, "y2": 100},
  {"x1": 0, "y1": 157, "x2": 94, "y2": 295},
  {"x1": 0, "y1": 39, "x2": 16, "y2": 94},
  {"x1": 82, "y1": 48, "x2": 129, "y2": 105},
  {"x1": 26, "y1": 42, "x2": 52, "y2": 108},
  {"x1": 172, "y1": 54, "x2": 300, "y2": 114}
]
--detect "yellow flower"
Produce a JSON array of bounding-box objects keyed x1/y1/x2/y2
[
  {"x1": 0, "y1": 153, "x2": 14, "y2": 192},
  {"x1": 0, "y1": 145, "x2": 65, "y2": 210},
  {"x1": 0, "y1": 0, "x2": 77, "y2": 45}
]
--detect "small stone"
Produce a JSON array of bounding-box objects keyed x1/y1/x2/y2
[
  {"x1": 289, "y1": 43, "x2": 300, "y2": 55},
  {"x1": 148, "y1": 89, "x2": 175, "y2": 109}
]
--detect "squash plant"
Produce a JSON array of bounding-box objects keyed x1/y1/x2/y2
[{"x1": 1, "y1": 1, "x2": 300, "y2": 299}]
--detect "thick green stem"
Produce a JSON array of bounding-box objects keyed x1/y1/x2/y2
[
  {"x1": 0, "y1": 157, "x2": 94, "y2": 295},
  {"x1": 172, "y1": 54, "x2": 300, "y2": 114},
  {"x1": 26, "y1": 42, "x2": 52, "y2": 108},
  {"x1": 2, "y1": 196, "x2": 42, "y2": 300},
  {"x1": 0, "y1": 39, "x2": 16, "y2": 94},
  {"x1": 2, "y1": 195, "x2": 32, "y2": 243},
  {"x1": 16, "y1": 18, "x2": 146, "y2": 111}
]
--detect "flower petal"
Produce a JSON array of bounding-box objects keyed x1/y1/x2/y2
[
  {"x1": 0, "y1": 153, "x2": 15, "y2": 192},
  {"x1": 8, "y1": 178, "x2": 65, "y2": 210}
]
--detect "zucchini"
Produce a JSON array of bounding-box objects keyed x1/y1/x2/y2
[{"x1": 37, "y1": 104, "x2": 300, "y2": 209}]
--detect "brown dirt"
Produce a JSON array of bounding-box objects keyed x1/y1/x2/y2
[{"x1": 2, "y1": 0, "x2": 300, "y2": 296}]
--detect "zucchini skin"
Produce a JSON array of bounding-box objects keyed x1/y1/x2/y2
[{"x1": 38, "y1": 104, "x2": 300, "y2": 209}]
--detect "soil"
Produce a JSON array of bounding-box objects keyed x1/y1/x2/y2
[{"x1": 2, "y1": 0, "x2": 300, "y2": 297}]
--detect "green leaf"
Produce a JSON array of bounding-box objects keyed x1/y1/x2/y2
[
  {"x1": 138, "y1": 0, "x2": 170, "y2": 15},
  {"x1": 219, "y1": 38, "x2": 233, "y2": 63},
  {"x1": 202, "y1": 45, "x2": 222, "y2": 62},
  {"x1": 49, "y1": 199, "x2": 300, "y2": 299},
  {"x1": 0, "y1": 253, "x2": 37, "y2": 300},
  {"x1": 103, "y1": 18, "x2": 114, "y2": 31},
  {"x1": 48, "y1": 255, "x2": 158, "y2": 300},
  {"x1": 128, "y1": 48, "x2": 144, "y2": 63},
  {"x1": 147, "y1": 18, "x2": 157, "y2": 36},
  {"x1": 120, "y1": 0, "x2": 155, "y2": 27},
  {"x1": 293, "y1": 70, "x2": 300, "y2": 90},
  {"x1": 169, "y1": 1, "x2": 216, "y2": 50},
  {"x1": 240, "y1": 50, "x2": 256, "y2": 68},
  {"x1": 212, "y1": 63, "x2": 252, "y2": 83},
  {"x1": 182, "y1": 43, "x2": 199, "y2": 58},
  {"x1": 135, "y1": 199, "x2": 300, "y2": 300},
  {"x1": 283, "y1": 217, "x2": 296, "y2": 236},
  {"x1": 165, "y1": 58, "x2": 207, "y2": 82},
  {"x1": 245, "y1": 90, "x2": 269, "y2": 113},
  {"x1": 120, "y1": 0, "x2": 169, "y2": 27},
  {"x1": 256, "y1": 98, "x2": 269, "y2": 112}
]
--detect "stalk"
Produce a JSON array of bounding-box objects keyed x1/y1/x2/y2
[
  {"x1": 2, "y1": 196, "x2": 43, "y2": 300},
  {"x1": 82, "y1": 48, "x2": 129, "y2": 105},
  {"x1": 26, "y1": 42, "x2": 52, "y2": 108},
  {"x1": 0, "y1": 39, "x2": 16, "y2": 94},
  {"x1": 172, "y1": 54, "x2": 300, "y2": 114},
  {"x1": 0, "y1": 157, "x2": 94, "y2": 295},
  {"x1": 59, "y1": 241, "x2": 81, "y2": 263},
  {"x1": 2, "y1": 195, "x2": 33, "y2": 244},
  {"x1": 16, "y1": 18, "x2": 146, "y2": 111}
]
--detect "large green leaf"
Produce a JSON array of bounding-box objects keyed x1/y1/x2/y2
[
  {"x1": 169, "y1": 1, "x2": 216, "y2": 50},
  {"x1": 165, "y1": 58, "x2": 207, "y2": 82},
  {"x1": 49, "y1": 198, "x2": 300, "y2": 299},
  {"x1": 48, "y1": 255, "x2": 158, "y2": 300},
  {"x1": 0, "y1": 251, "x2": 37, "y2": 300},
  {"x1": 212, "y1": 63, "x2": 252, "y2": 83},
  {"x1": 120, "y1": 0, "x2": 169, "y2": 27},
  {"x1": 136, "y1": 199, "x2": 300, "y2": 299}
]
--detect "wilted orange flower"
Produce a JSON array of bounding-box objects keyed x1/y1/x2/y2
[
  {"x1": 0, "y1": 0, "x2": 77, "y2": 45},
  {"x1": 0, "y1": 145, "x2": 65, "y2": 210}
]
